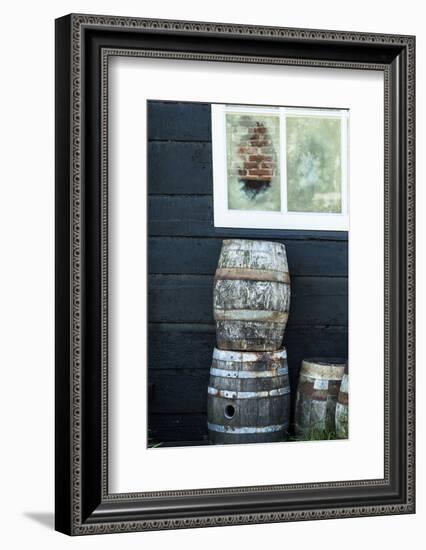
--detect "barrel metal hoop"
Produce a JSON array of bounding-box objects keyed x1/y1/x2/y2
[
  {"x1": 210, "y1": 366, "x2": 288, "y2": 379},
  {"x1": 215, "y1": 267, "x2": 290, "y2": 284},
  {"x1": 300, "y1": 363, "x2": 345, "y2": 381},
  {"x1": 214, "y1": 309, "x2": 289, "y2": 322},
  {"x1": 300, "y1": 366, "x2": 343, "y2": 381},
  {"x1": 213, "y1": 347, "x2": 287, "y2": 362},
  {"x1": 207, "y1": 422, "x2": 289, "y2": 434},
  {"x1": 207, "y1": 386, "x2": 290, "y2": 399}
]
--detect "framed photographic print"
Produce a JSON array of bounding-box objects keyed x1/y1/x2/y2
[{"x1": 55, "y1": 14, "x2": 415, "y2": 535}]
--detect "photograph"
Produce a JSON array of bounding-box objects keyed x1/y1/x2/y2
[{"x1": 147, "y1": 100, "x2": 349, "y2": 448}]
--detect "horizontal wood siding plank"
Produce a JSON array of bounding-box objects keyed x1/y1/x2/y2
[
  {"x1": 148, "y1": 142, "x2": 213, "y2": 195},
  {"x1": 149, "y1": 323, "x2": 348, "y2": 368},
  {"x1": 148, "y1": 196, "x2": 349, "y2": 240},
  {"x1": 148, "y1": 101, "x2": 211, "y2": 141},
  {"x1": 149, "y1": 195, "x2": 213, "y2": 236},
  {"x1": 148, "y1": 369, "x2": 209, "y2": 413},
  {"x1": 148, "y1": 413, "x2": 208, "y2": 443},
  {"x1": 148, "y1": 274, "x2": 348, "y2": 325},
  {"x1": 148, "y1": 237, "x2": 348, "y2": 277},
  {"x1": 149, "y1": 324, "x2": 215, "y2": 371}
]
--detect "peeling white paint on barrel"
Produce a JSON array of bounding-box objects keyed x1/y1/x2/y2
[
  {"x1": 294, "y1": 358, "x2": 346, "y2": 436},
  {"x1": 207, "y1": 347, "x2": 291, "y2": 444},
  {"x1": 213, "y1": 239, "x2": 290, "y2": 351},
  {"x1": 335, "y1": 372, "x2": 349, "y2": 439}
]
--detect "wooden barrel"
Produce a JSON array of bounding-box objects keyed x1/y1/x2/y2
[
  {"x1": 207, "y1": 347, "x2": 290, "y2": 444},
  {"x1": 335, "y1": 372, "x2": 349, "y2": 439},
  {"x1": 213, "y1": 239, "x2": 290, "y2": 351},
  {"x1": 295, "y1": 358, "x2": 346, "y2": 437}
]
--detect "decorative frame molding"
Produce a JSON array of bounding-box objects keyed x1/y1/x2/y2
[{"x1": 55, "y1": 13, "x2": 415, "y2": 535}]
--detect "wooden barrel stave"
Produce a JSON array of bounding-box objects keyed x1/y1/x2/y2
[
  {"x1": 295, "y1": 358, "x2": 346, "y2": 436},
  {"x1": 215, "y1": 320, "x2": 286, "y2": 351},
  {"x1": 217, "y1": 239, "x2": 288, "y2": 272},
  {"x1": 207, "y1": 348, "x2": 290, "y2": 444},
  {"x1": 213, "y1": 239, "x2": 290, "y2": 351},
  {"x1": 335, "y1": 373, "x2": 349, "y2": 439}
]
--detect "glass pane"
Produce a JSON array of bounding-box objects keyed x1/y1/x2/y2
[
  {"x1": 226, "y1": 112, "x2": 281, "y2": 211},
  {"x1": 286, "y1": 115, "x2": 343, "y2": 213}
]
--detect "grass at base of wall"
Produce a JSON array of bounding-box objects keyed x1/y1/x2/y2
[
  {"x1": 148, "y1": 429, "x2": 163, "y2": 449},
  {"x1": 289, "y1": 428, "x2": 339, "y2": 442}
]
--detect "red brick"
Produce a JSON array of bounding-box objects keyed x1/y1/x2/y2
[
  {"x1": 250, "y1": 137, "x2": 270, "y2": 147},
  {"x1": 248, "y1": 155, "x2": 262, "y2": 162},
  {"x1": 249, "y1": 154, "x2": 272, "y2": 162},
  {"x1": 243, "y1": 175, "x2": 273, "y2": 181},
  {"x1": 248, "y1": 168, "x2": 273, "y2": 177}
]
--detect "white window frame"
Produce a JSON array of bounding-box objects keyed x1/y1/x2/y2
[{"x1": 211, "y1": 103, "x2": 349, "y2": 231}]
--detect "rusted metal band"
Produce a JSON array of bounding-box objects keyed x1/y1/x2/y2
[
  {"x1": 338, "y1": 393, "x2": 349, "y2": 406},
  {"x1": 207, "y1": 422, "x2": 289, "y2": 434},
  {"x1": 207, "y1": 386, "x2": 290, "y2": 399},
  {"x1": 215, "y1": 267, "x2": 290, "y2": 284},
  {"x1": 213, "y1": 347, "x2": 287, "y2": 362},
  {"x1": 214, "y1": 309, "x2": 289, "y2": 322},
  {"x1": 210, "y1": 366, "x2": 288, "y2": 379},
  {"x1": 310, "y1": 390, "x2": 329, "y2": 401},
  {"x1": 300, "y1": 361, "x2": 345, "y2": 381}
]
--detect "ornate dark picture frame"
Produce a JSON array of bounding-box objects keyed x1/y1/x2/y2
[{"x1": 55, "y1": 14, "x2": 415, "y2": 535}]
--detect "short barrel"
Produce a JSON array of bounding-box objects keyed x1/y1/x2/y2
[
  {"x1": 335, "y1": 373, "x2": 349, "y2": 439},
  {"x1": 295, "y1": 358, "x2": 346, "y2": 437},
  {"x1": 213, "y1": 239, "x2": 290, "y2": 351},
  {"x1": 207, "y1": 347, "x2": 291, "y2": 444}
]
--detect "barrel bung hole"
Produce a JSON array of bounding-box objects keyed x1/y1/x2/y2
[{"x1": 224, "y1": 405, "x2": 236, "y2": 419}]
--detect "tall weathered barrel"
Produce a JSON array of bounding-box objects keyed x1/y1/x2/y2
[
  {"x1": 207, "y1": 347, "x2": 291, "y2": 444},
  {"x1": 213, "y1": 239, "x2": 290, "y2": 351},
  {"x1": 295, "y1": 358, "x2": 346, "y2": 437},
  {"x1": 335, "y1": 372, "x2": 349, "y2": 439}
]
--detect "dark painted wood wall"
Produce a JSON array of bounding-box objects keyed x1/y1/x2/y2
[{"x1": 148, "y1": 101, "x2": 348, "y2": 445}]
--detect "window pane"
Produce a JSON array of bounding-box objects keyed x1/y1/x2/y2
[
  {"x1": 286, "y1": 115, "x2": 343, "y2": 213},
  {"x1": 226, "y1": 112, "x2": 281, "y2": 211}
]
